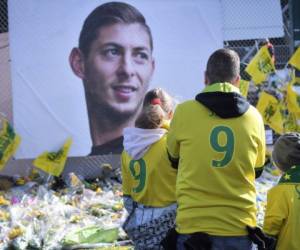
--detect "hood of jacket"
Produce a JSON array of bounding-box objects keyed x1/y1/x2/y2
[
  {"x1": 195, "y1": 82, "x2": 250, "y2": 118},
  {"x1": 123, "y1": 127, "x2": 167, "y2": 160}
]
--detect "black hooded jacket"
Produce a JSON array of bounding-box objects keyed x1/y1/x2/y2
[{"x1": 195, "y1": 91, "x2": 250, "y2": 118}]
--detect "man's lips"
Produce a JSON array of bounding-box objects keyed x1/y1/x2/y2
[
  {"x1": 112, "y1": 85, "x2": 137, "y2": 101},
  {"x1": 112, "y1": 85, "x2": 137, "y2": 92}
]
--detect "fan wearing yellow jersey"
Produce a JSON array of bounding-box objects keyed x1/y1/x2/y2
[
  {"x1": 263, "y1": 132, "x2": 300, "y2": 250},
  {"x1": 121, "y1": 88, "x2": 177, "y2": 250},
  {"x1": 167, "y1": 49, "x2": 266, "y2": 250}
]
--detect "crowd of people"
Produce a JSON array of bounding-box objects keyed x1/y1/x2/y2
[{"x1": 73, "y1": 2, "x2": 300, "y2": 249}]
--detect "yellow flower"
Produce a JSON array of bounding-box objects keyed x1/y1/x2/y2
[
  {"x1": 0, "y1": 210, "x2": 10, "y2": 221},
  {"x1": 8, "y1": 226, "x2": 23, "y2": 240},
  {"x1": 0, "y1": 195, "x2": 10, "y2": 206}
]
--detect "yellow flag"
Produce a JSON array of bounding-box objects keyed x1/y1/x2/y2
[
  {"x1": 286, "y1": 77, "x2": 300, "y2": 114},
  {"x1": 0, "y1": 120, "x2": 21, "y2": 170},
  {"x1": 256, "y1": 92, "x2": 283, "y2": 134},
  {"x1": 33, "y1": 138, "x2": 72, "y2": 176},
  {"x1": 288, "y1": 46, "x2": 300, "y2": 71},
  {"x1": 293, "y1": 110, "x2": 300, "y2": 122},
  {"x1": 245, "y1": 45, "x2": 275, "y2": 84},
  {"x1": 282, "y1": 111, "x2": 300, "y2": 133},
  {"x1": 239, "y1": 79, "x2": 250, "y2": 97},
  {"x1": 295, "y1": 112, "x2": 300, "y2": 129}
]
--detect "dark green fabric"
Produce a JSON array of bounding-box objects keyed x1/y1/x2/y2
[{"x1": 278, "y1": 165, "x2": 300, "y2": 184}]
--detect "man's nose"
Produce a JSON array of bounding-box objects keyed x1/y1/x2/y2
[{"x1": 117, "y1": 53, "x2": 135, "y2": 80}]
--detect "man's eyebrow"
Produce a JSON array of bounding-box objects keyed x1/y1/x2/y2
[
  {"x1": 134, "y1": 46, "x2": 151, "y2": 52},
  {"x1": 100, "y1": 43, "x2": 151, "y2": 52},
  {"x1": 100, "y1": 42, "x2": 122, "y2": 48}
]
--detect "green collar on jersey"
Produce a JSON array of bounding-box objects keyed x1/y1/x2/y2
[
  {"x1": 279, "y1": 165, "x2": 300, "y2": 184},
  {"x1": 202, "y1": 82, "x2": 241, "y2": 93}
]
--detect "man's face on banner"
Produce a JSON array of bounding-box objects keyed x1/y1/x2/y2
[{"x1": 82, "y1": 23, "x2": 154, "y2": 116}]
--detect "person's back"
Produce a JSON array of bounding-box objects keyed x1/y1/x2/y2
[
  {"x1": 170, "y1": 94, "x2": 264, "y2": 235},
  {"x1": 121, "y1": 88, "x2": 177, "y2": 249},
  {"x1": 263, "y1": 132, "x2": 300, "y2": 250},
  {"x1": 122, "y1": 134, "x2": 176, "y2": 207},
  {"x1": 167, "y1": 49, "x2": 265, "y2": 249}
]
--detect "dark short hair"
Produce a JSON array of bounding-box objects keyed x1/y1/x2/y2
[
  {"x1": 79, "y1": 2, "x2": 153, "y2": 57},
  {"x1": 272, "y1": 132, "x2": 300, "y2": 172},
  {"x1": 206, "y1": 49, "x2": 240, "y2": 84}
]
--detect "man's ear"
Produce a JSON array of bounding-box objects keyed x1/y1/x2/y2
[
  {"x1": 233, "y1": 75, "x2": 241, "y2": 87},
  {"x1": 69, "y1": 48, "x2": 85, "y2": 79},
  {"x1": 204, "y1": 71, "x2": 209, "y2": 85}
]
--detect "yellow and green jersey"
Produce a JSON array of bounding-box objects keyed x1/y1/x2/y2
[
  {"x1": 263, "y1": 165, "x2": 300, "y2": 250},
  {"x1": 167, "y1": 82, "x2": 265, "y2": 235},
  {"x1": 122, "y1": 135, "x2": 177, "y2": 207}
]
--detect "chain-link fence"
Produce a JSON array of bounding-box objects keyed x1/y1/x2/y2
[
  {"x1": 223, "y1": 0, "x2": 292, "y2": 104},
  {"x1": 0, "y1": 0, "x2": 12, "y2": 123},
  {"x1": 222, "y1": 0, "x2": 293, "y2": 144},
  {"x1": 224, "y1": 0, "x2": 291, "y2": 69},
  {"x1": 0, "y1": 0, "x2": 7, "y2": 33}
]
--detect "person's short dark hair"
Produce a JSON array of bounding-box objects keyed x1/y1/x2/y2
[
  {"x1": 272, "y1": 132, "x2": 300, "y2": 172},
  {"x1": 206, "y1": 48, "x2": 240, "y2": 84},
  {"x1": 79, "y1": 1, "x2": 153, "y2": 57}
]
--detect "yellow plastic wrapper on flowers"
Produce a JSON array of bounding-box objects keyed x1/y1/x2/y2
[
  {"x1": 245, "y1": 45, "x2": 275, "y2": 84},
  {"x1": 288, "y1": 46, "x2": 300, "y2": 71},
  {"x1": 0, "y1": 120, "x2": 21, "y2": 170},
  {"x1": 286, "y1": 77, "x2": 300, "y2": 114},
  {"x1": 256, "y1": 91, "x2": 284, "y2": 134},
  {"x1": 239, "y1": 79, "x2": 250, "y2": 97},
  {"x1": 62, "y1": 226, "x2": 118, "y2": 245},
  {"x1": 33, "y1": 138, "x2": 72, "y2": 176}
]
